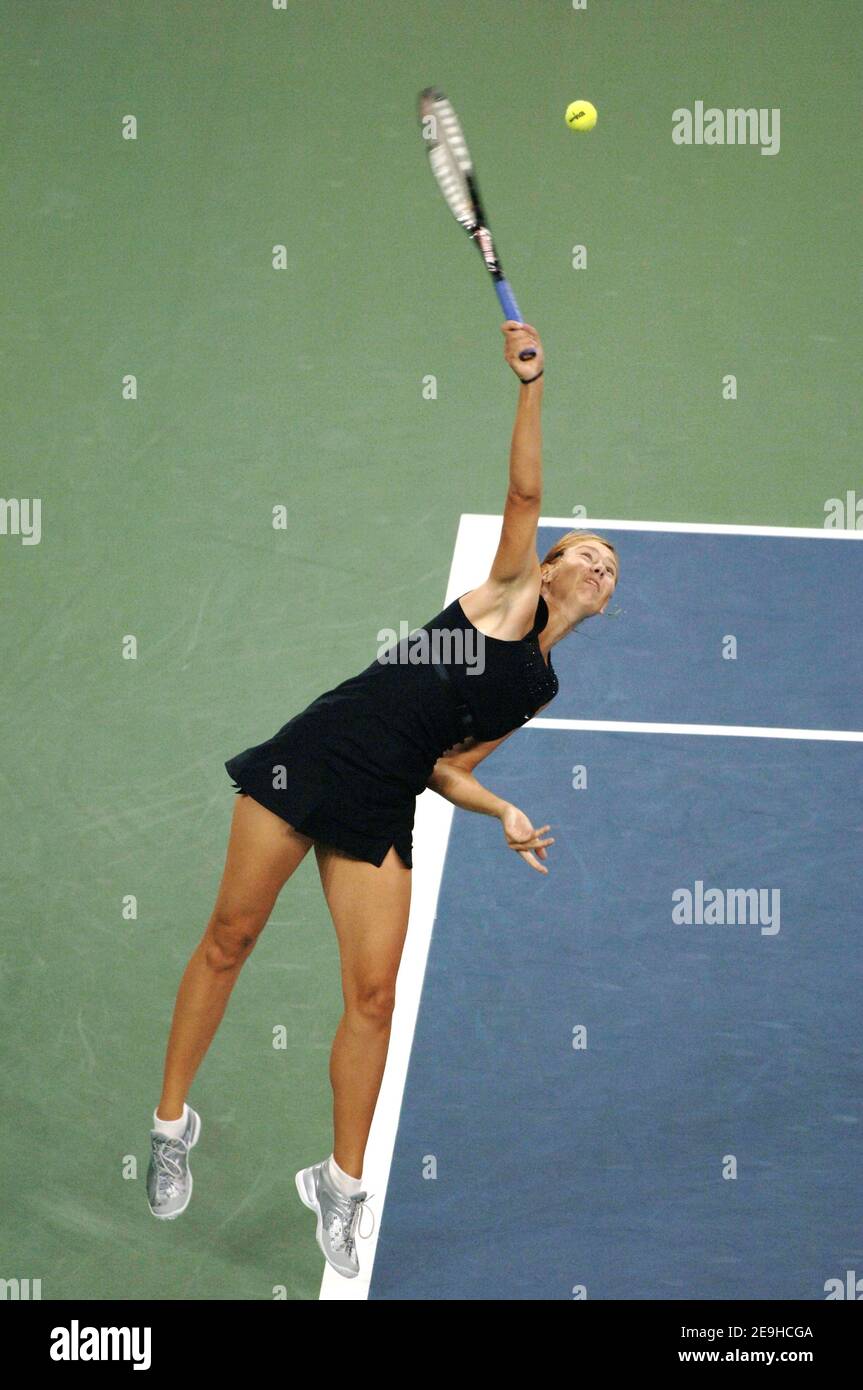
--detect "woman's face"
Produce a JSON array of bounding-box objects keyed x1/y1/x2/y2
[{"x1": 552, "y1": 541, "x2": 618, "y2": 615}]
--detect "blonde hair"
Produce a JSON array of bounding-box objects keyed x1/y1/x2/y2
[{"x1": 540, "y1": 530, "x2": 619, "y2": 576}]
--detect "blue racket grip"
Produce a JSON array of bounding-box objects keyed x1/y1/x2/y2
[{"x1": 494, "y1": 278, "x2": 536, "y2": 360}]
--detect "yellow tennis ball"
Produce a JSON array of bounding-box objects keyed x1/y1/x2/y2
[{"x1": 565, "y1": 100, "x2": 597, "y2": 132}]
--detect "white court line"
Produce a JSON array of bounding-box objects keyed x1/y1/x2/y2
[
  {"x1": 319, "y1": 513, "x2": 860, "y2": 1299},
  {"x1": 532, "y1": 718, "x2": 863, "y2": 742},
  {"x1": 467, "y1": 513, "x2": 863, "y2": 539}
]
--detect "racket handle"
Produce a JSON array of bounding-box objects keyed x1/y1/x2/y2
[{"x1": 494, "y1": 278, "x2": 537, "y2": 360}]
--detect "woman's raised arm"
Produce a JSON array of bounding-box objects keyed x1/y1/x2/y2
[{"x1": 489, "y1": 321, "x2": 545, "y2": 587}]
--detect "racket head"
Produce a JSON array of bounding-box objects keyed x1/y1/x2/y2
[
  {"x1": 418, "y1": 87, "x2": 481, "y2": 233},
  {"x1": 418, "y1": 86, "x2": 534, "y2": 359}
]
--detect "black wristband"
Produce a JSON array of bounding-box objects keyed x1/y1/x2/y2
[{"x1": 520, "y1": 369, "x2": 544, "y2": 385}]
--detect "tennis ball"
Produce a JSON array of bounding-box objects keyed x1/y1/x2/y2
[{"x1": 565, "y1": 100, "x2": 597, "y2": 132}]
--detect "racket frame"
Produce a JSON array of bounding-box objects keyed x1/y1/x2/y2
[{"x1": 419, "y1": 88, "x2": 536, "y2": 361}]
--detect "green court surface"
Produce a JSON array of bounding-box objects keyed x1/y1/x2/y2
[{"x1": 1, "y1": 0, "x2": 858, "y2": 1300}]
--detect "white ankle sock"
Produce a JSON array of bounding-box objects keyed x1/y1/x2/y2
[
  {"x1": 328, "y1": 1153, "x2": 363, "y2": 1196},
  {"x1": 153, "y1": 1103, "x2": 188, "y2": 1138}
]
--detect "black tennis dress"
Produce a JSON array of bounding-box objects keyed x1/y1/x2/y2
[{"x1": 224, "y1": 591, "x2": 559, "y2": 869}]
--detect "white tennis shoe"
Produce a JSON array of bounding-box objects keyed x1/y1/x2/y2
[{"x1": 295, "y1": 1160, "x2": 375, "y2": 1279}]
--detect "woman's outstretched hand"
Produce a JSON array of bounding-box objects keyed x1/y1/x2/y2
[
  {"x1": 500, "y1": 803, "x2": 554, "y2": 874},
  {"x1": 501, "y1": 320, "x2": 544, "y2": 382}
]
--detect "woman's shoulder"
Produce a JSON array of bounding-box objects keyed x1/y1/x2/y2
[{"x1": 458, "y1": 578, "x2": 543, "y2": 641}]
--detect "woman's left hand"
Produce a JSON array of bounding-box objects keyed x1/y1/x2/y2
[
  {"x1": 500, "y1": 802, "x2": 554, "y2": 873},
  {"x1": 501, "y1": 320, "x2": 544, "y2": 382}
]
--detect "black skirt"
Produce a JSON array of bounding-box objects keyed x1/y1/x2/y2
[
  {"x1": 224, "y1": 663, "x2": 459, "y2": 870},
  {"x1": 225, "y1": 718, "x2": 418, "y2": 867}
]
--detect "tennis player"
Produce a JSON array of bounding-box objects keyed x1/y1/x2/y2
[{"x1": 146, "y1": 322, "x2": 619, "y2": 1278}]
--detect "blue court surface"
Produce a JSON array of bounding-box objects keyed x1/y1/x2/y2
[{"x1": 368, "y1": 524, "x2": 863, "y2": 1300}]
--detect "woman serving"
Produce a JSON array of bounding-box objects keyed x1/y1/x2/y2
[{"x1": 146, "y1": 321, "x2": 619, "y2": 1278}]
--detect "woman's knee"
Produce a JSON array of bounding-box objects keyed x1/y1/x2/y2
[
  {"x1": 345, "y1": 979, "x2": 397, "y2": 1028},
  {"x1": 204, "y1": 904, "x2": 270, "y2": 971}
]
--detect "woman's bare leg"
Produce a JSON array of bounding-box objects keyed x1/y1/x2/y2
[
  {"x1": 314, "y1": 843, "x2": 412, "y2": 1178},
  {"x1": 156, "y1": 795, "x2": 314, "y2": 1119}
]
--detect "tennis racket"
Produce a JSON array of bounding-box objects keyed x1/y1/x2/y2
[{"x1": 418, "y1": 87, "x2": 536, "y2": 361}]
